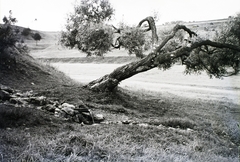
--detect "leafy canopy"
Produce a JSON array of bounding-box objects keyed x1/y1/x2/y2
[
  {"x1": 183, "y1": 14, "x2": 240, "y2": 78},
  {"x1": 32, "y1": 33, "x2": 42, "y2": 45},
  {"x1": 60, "y1": 0, "x2": 114, "y2": 56}
]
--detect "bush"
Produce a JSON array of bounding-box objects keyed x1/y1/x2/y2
[
  {"x1": 21, "y1": 28, "x2": 31, "y2": 36},
  {"x1": 0, "y1": 11, "x2": 28, "y2": 56}
]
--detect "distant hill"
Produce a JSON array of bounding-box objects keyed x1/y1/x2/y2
[{"x1": 1, "y1": 18, "x2": 229, "y2": 58}]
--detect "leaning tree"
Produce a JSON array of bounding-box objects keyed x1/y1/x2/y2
[{"x1": 85, "y1": 15, "x2": 240, "y2": 91}]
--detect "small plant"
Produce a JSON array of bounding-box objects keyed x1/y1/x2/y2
[{"x1": 21, "y1": 28, "x2": 31, "y2": 36}]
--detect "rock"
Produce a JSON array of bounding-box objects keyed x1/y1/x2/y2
[
  {"x1": 9, "y1": 97, "x2": 27, "y2": 105},
  {"x1": 138, "y1": 123, "x2": 149, "y2": 127},
  {"x1": 36, "y1": 106, "x2": 42, "y2": 110},
  {"x1": 93, "y1": 114, "x2": 105, "y2": 122},
  {"x1": 0, "y1": 90, "x2": 11, "y2": 101},
  {"x1": 50, "y1": 100, "x2": 59, "y2": 107},
  {"x1": 54, "y1": 108, "x2": 63, "y2": 117},
  {"x1": 61, "y1": 103, "x2": 76, "y2": 116},
  {"x1": 43, "y1": 104, "x2": 56, "y2": 112},
  {"x1": 122, "y1": 120, "x2": 132, "y2": 124},
  {"x1": 62, "y1": 107, "x2": 75, "y2": 116},
  {"x1": 0, "y1": 85, "x2": 14, "y2": 93},
  {"x1": 29, "y1": 96, "x2": 47, "y2": 105},
  {"x1": 61, "y1": 103, "x2": 75, "y2": 109}
]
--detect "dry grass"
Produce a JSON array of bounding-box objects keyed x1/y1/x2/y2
[{"x1": 0, "y1": 88, "x2": 239, "y2": 161}]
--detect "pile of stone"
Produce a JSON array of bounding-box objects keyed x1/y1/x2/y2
[{"x1": 0, "y1": 84, "x2": 104, "y2": 124}]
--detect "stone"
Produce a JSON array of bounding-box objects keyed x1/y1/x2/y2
[
  {"x1": 122, "y1": 120, "x2": 132, "y2": 124},
  {"x1": 9, "y1": 97, "x2": 27, "y2": 105},
  {"x1": 138, "y1": 123, "x2": 149, "y2": 127},
  {"x1": 54, "y1": 108, "x2": 63, "y2": 117},
  {"x1": 0, "y1": 85, "x2": 14, "y2": 93},
  {"x1": 93, "y1": 114, "x2": 105, "y2": 122},
  {"x1": 29, "y1": 96, "x2": 47, "y2": 106},
  {"x1": 61, "y1": 103, "x2": 75, "y2": 109},
  {"x1": 43, "y1": 104, "x2": 56, "y2": 112},
  {"x1": 62, "y1": 107, "x2": 75, "y2": 116},
  {"x1": 0, "y1": 90, "x2": 11, "y2": 101}
]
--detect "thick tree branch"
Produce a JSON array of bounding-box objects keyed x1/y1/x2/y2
[
  {"x1": 137, "y1": 16, "x2": 158, "y2": 44},
  {"x1": 191, "y1": 40, "x2": 240, "y2": 51},
  {"x1": 86, "y1": 23, "x2": 240, "y2": 91},
  {"x1": 154, "y1": 24, "x2": 197, "y2": 53},
  {"x1": 112, "y1": 16, "x2": 159, "y2": 50},
  {"x1": 112, "y1": 25, "x2": 121, "y2": 34}
]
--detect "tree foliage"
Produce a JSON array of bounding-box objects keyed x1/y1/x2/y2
[
  {"x1": 60, "y1": 0, "x2": 114, "y2": 56},
  {"x1": 112, "y1": 17, "x2": 157, "y2": 58},
  {"x1": 117, "y1": 27, "x2": 146, "y2": 58},
  {"x1": 0, "y1": 10, "x2": 28, "y2": 56},
  {"x1": 21, "y1": 28, "x2": 31, "y2": 36},
  {"x1": 32, "y1": 33, "x2": 42, "y2": 45},
  {"x1": 86, "y1": 15, "x2": 240, "y2": 91},
  {"x1": 183, "y1": 14, "x2": 240, "y2": 78}
]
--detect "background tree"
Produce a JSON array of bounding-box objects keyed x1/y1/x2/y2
[
  {"x1": 86, "y1": 15, "x2": 240, "y2": 91},
  {"x1": 32, "y1": 33, "x2": 42, "y2": 45},
  {"x1": 60, "y1": 0, "x2": 114, "y2": 57},
  {"x1": 112, "y1": 16, "x2": 158, "y2": 58}
]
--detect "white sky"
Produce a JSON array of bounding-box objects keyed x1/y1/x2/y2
[{"x1": 0, "y1": 0, "x2": 240, "y2": 31}]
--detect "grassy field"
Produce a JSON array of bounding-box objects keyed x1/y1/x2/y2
[{"x1": 0, "y1": 20, "x2": 239, "y2": 161}]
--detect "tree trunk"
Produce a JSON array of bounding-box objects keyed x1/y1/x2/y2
[
  {"x1": 86, "y1": 52, "x2": 158, "y2": 91},
  {"x1": 85, "y1": 21, "x2": 240, "y2": 92}
]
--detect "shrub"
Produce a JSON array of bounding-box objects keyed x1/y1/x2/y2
[
  {"x1": 21, "y1": 28, "x2": 31, "y2": 36},
  {"x1": 0, "y1": 11, "x2": 28, "y2": 56}
]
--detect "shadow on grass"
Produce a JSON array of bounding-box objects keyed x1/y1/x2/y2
[{"x1": 0, "y1": 104, "x2": 57, "y2": 128}]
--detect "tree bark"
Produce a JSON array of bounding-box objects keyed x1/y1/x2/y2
[
  {"x1": 85, "y1": 23, "x2": 240, "y2": 92},
  {"x1": 137, "y1": 16, "x2": 158, "y2": 45}
]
